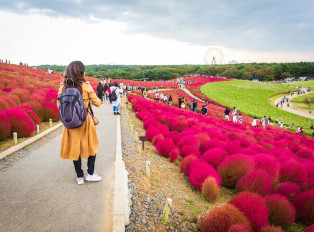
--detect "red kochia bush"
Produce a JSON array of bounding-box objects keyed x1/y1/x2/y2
[
  {"x1": 169, "y1": 148, "x2": 180, "y2": 162},
  {"x1": 293, "y1": 189, "x2": 314, "y2": 225},
  {"x1": 40, "y1": 102, "x2": 59, "y2": 121},
  {"x1": 280, "y1": 160, "x2": 307, "y2": 187},
  {"x1": 6, "y1": 108, "x2": 35, "y2": 137},
  {"x1": 143, "y1": 117, "x2": 157, "y2": 130},
  {"x1": 177, "y1": 135, "x2": 201, "y2": 149},
  {"x1": 296, "y1": 148, "x2": 314, "y2": 160},
  {"x1": 228, "y1": 224, "x2": 250, "y2": 232},
  {"x1": 145, "y1": 126, "x2": 161, "y2": 141},
  {"x1": 253, "y1": 154, "x2": 279, "y2": 184},
  {"x1": 200, "y1": 139, "x2": 227, "y2": 154},
  {"x1": 305, "y1": 224, "x2": 314, "y2": 232},
  {"x1": 180, "y1": 145, "x2": 201, "y2": 158},
  {"x1": 0, "y1": 97, "x2": 10, "y2": 110},
  {"x1": 264, "y1": 194, "x2": 295, "y2": 228},
  {"x1": 19, "y1": 106, "x2": 41, "y2": 125},
  {"x1": 201, "y1": 148, "x2": 227, "y2": 168},
  {"x1": 155, "y1": 138, "x2": 175, "y2": 157},
  {"x1": 274, "y1": 182, "x2": 300, "y2": 201},
  {"x1": 260, "y1": 226, "x2": 284, "y2": 232},
  {"x1": 199, "y1": 204, "x2": 252, "y2": 232},
  {"x1": 152, "y1": 134, "x2": 164, "y2": 145},
  {"x1": 0, "y1": 111, "x2": 11, "y2": 140},
  {"x1": 201, "y1": 177, "x2": 220, "y2": 202},
  {"x1": 229, "y1": 192, "x2": 269, "y2": 232},
  {"x1": 218, "y1": 154, "x2": 255, "y2": 188},
  {"x1": 180, "y1": 155, "x2": 198, "y2": 175},
  {"x1": 166, "y1": 131, "x2": 181, "y2": 144},
  {"x1": 236, "y1": 170, "x2": 272, "y2": 196},
  {"x1": 158, "y1": 124, "x2": 170, "y2": 136},
  {"x1": 189, "y1": 161, "x2": 221, "y2": 190}
]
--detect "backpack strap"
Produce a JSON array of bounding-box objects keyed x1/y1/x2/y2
[{"x1": 88, "y1": 102, "x2": 94, "y2": 116}]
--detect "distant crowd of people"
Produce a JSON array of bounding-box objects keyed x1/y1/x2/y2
[{"x1": 0, "y1": 59, "x2": 10, "y2": 64}]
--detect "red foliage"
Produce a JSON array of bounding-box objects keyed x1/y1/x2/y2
[
  {"x1": 19, "y1": 105, "x2": 41, "y2": 125},
  {"x1": 199, "y1": 204, "x2": 252, "y2": 232},
  {"x1": 228, "y1": 224, "x2": 250, "y2": 232},
  {"x1": 177, "y1": 135, "x2": 201, "y2": 149},
  {"x1": 236, "y1": 170, "x2": 272, "y2": 196},
  {"x1": 260, "y1": 226, "x2": 284, "y2": 232},
  {"x1": 305, "y1": 224, "x2": 314, "y2": 232},
  {"x1": 166, "y1": 131, "x2": 181, "y2": 144},
  {"x1": 159, "y1": 124, "x2": 170, "y2": 136},
  {"x1": 201, "y1": 177, "x2": 220, "y2": 202},
  {"x1": 274, "y1": 182, "x2": 300, "y2": 201},
  {"x1": 293, "y1": 189, "x2": 314, "y2": 225},
  {"x1": 201, "y1": 147, "x2": 227, "y2": 168},
  {"x1": 218, "y1": 154, "x2": 255, "y2": 188},
  {"x1": 5, "y1": 108, "x2": 35, "y2": 137},
  {"x1": 229, "y1": 192, "x2": 269, "y2": 232},
  {"x1": 145, "y1": 126, "x2": 161, "y2": 141},
  {"x1": 280, "y1": 160, "x2": 307, "y2": 187},
  {"x1": 180, "y1": 155, "x2": 198, "y2": 175},
  {"x1": 265, "y1": 194, "x2": 296, "y2": 228},
  {"x1": 189, "y1": 160, "x2": 221, "y2": 190},
  {"x1": 152, "y1": 134, "x2": 164, "y2": 145},
  {"x1": 0, "y1": 110, "x2": 11, "y2": 140},
  {"x1": 0, "y1": 96, "x2": 17, "y2": 109},
  {"x1": 253, "y1": 154, "x2": 279, "y2": 184},
  {"x1": 296, "y1": 148, "x2": 314, "y2": 160},
  {"x1": 180, "y1": 145, "x2": 201, "y2": 158},
  {"x1": 39, "y1": 102, "x2": 59, "y2": 122},
  {"x1": 155, "y1": 138, "x2": 175, "y2": 157},
  {"x1": 169, "y1": 148, "x2": 180, "y2": 162},
  {"x1": 143, "y1": 117, "x2": 158, "y2": 130}
]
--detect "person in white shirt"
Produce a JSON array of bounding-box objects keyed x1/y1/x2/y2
[
  {"x1": 110, "y1": 82, "x2": 123, "y2": 115},
  {"x1": 163, "y1": 95, "x2": 167, "y2": 103},
  {"x1": 252, "y1": 116, "x2": 257, "y2": 127},
  {"x1": 232, "y1": 107, "x2": 237, "y2": 122},
  {"x1": 261, "y1": 116, "x2": 266, "y2": 128},
  {"x1": 155, "y1": 92, "x2": 160, "y2": 101}
]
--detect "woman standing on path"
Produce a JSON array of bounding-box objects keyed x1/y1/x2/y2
[{"x1": 57, "y1": 61, "x2": 102, "y2": 185}]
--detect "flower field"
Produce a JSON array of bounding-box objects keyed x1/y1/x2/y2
[
  {"x1": 128, "y1": 93, "x2": 314, "y2": 231},
  {"x1": 109, "y1": 78, "x2": 178, "y2": 89},
  {"x1": 200, "y1": 80, "x2": 314, "y2": 134}
]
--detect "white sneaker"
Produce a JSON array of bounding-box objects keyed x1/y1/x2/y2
[
  {"x1": 77, "y1": 177, "x2": 84, "y2": 185},
  {"x1": 86, "y1": 172, "x2": 102, "y2": 182}
]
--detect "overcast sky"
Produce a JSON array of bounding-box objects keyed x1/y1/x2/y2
[{"x1": 0, "y1": 0, "x2": 313, "y2": 65}]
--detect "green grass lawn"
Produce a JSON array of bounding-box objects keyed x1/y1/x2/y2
[
  {"x1": 201, "y1": 80, "x2": 314, "y2": 133},
  {"x1": 283, "y1": 80, "x2": 314, "y2": 89},
  {"x1": 292, "y1": 92, "x2": 314, "y2": 103}
]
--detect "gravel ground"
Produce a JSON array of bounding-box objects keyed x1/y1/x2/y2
[{"x1": 0, "y1": 127, "x2": 63, "y2": 172}]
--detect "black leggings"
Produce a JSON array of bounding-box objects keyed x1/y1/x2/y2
[{"x1": 73, "y1": 155, "x2": 96, "y2": 178}]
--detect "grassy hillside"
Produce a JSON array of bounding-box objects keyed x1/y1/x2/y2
[
  {"x1": 201, "y1": 80, "x2": 314, "y2": 133},
  {"x1": 283, "y1": 80, "x2": 314, "y2": 89}
]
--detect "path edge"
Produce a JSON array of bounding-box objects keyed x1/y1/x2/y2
[
  {"x1": 0, "y1": 123, "x2": 63, "y2": 161},
  {"x1": 112, "y1": 115, "x2": 130, "y2": 232}
]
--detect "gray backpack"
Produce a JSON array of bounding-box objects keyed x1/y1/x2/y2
[{"x1": 58, "y1": 79, "x2": 87, "y2": 129}]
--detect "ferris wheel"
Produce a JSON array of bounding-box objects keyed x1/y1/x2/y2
[{"x1": 204, "y1": 47, "x2": 224, "y2": 65}]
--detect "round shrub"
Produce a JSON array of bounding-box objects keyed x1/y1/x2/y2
[
  {"x1": 143, "y1": 117, "x2": 157, "y2": 130},
  {"x1": 253, "y1": 154, "x2": 280, "y2": 184},
  {"x1": 40, "y1": 102, "x2": 59, "y2": 121},
  {"x1": 274, "y1": 182, "x2": 300, "y2": 201},
  {"x1": 24, "y1": 101, "x2": 42, "y2": 116},
  {"x1": 218, "y1": 154, "x2": 255, "y2": 188},
  {"x1": 200, "y1": 139, "x2": 227, "y2": 154},
  {"x1": 177, "y1": 135, "x2": 201, "y2": 149},
  {"x1": 236, "y1": 170, "x2": 272, "y2": 196},
  {"x1": 199, "y1": 204, "x2": 252, "y2": 232},
  {"x1": 265, "y1": 194, "x2": 296, "y2": 228},
  {"x1": 0, "y1": 97, "x2": 10, "y2": 110},
  {"x1": 169, "y1": 148, "x2": 180, "y2": 163},
  {"x1": 6, "y1": 108, "x2": 35, "y2": 137},
  {"x1": 223, "y1": 140, "x2": 242, "y2": 155},
  {"x1": 155, "y1": 138, "x2": 175, "y2": 157},
  {"x1": 19, "y1": 106, "x2": 41, "y2": 125},
  {"x1": 159, "y1": 124, "x2": 170, "y2": 136},
  {"x1": 296, "y1": 148, "x2": 314, "y2": 160},
  {"x1": 201, "y1": 148, "x2": 227, "y2": 168},
  {"x1": 166, "y1": 131, "x2": 181, "y2": 144},
  {"x1": 280, "y1": 160, "x2": 307, "y2": 187},
  {"x1": 305, "y1": 224, "x2": 314, "y2": 232},
  {"x1": 260, "y1": 225, "x2": 284, "y2": 232},
  {"x1": 294, "y1": 189, "x2": 314, "y2": 225},
  {"x1": 0, "y1": 110, "x2": 11, "y2": 140},
  {"x1": 152, "y1": 134, "x2": 164, "y2": 146},
  {"x1": 145, "y1": 126, "x2": 161, "y2": 141},
  {"x1": 229, "y1": 192, "x2": 269, "y2": 232},
  {"x1": 180, "y1": 155, "x2": 198, "y2": 175},
  {"x1": 189, "y1": 161, "x2": 221, "y2": 190},
  {"x1": 180, "y1": 145, "x2": 201, "y2": 158},
  {"x1": 201, "y1": 177, "x2": 220, "y2": 202},
  {"x1": 228, "y1": 224, "x2": 250, "y2": 232}
]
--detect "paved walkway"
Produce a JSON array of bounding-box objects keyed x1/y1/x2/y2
[
  {"x1": 0, "y1": 100, "x2": 117, "y2": 232},
  {"x1": 273, "y1": 91, "x2": 314, "y2": 119}
]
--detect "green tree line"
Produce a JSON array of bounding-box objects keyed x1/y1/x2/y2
[{"x1": 36, "y1": 62, "x2": 314, "y2": 81}]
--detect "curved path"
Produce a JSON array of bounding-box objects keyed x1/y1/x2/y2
[
  {"x1": 273, "y1": 91, "x2": 314, "y2": 119},
  {"x1": 0, "y1": 101, "x2": 117, "y2": 231}
]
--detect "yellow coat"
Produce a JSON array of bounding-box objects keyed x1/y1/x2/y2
[{"x1": 57, "y1": 81, "x2": 101, "y2": 160}]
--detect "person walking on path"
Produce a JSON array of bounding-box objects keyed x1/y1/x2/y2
[
  {"x1": 237, "y1": 113, "x2": 243, "y2": 124},
  {"x1": 142, "y1": 88, "x2": 147, "y2": 98},
  {"x1": 224, "y1": 107, "x2": 230, "y2": 121},
  {"x1": 261, "y1": 116, "x2": 267, "y2": 128},
  {"x1": 168, "y1": 95, "x2": 172, "y2": 106},
  {"x1": 57, "y1": 61, "x2": 102, "y2": 185},
  {"x1": 192, "y1": 99, "x2": 197, "y2": 112},
  {"x1": 252, "y1": 116, "x2": 258, "y2": 127},
  {"x1": 232, "y1": 107, "x2": 237, "y2": 122},
  {"x1": 96, "y1": 82, "x2": 104, "y2": 103},
  {"x1": 110, "y1": 82, "x2": 123, "y2": 115}
]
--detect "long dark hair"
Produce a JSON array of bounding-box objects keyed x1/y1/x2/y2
[{"x1": 63, "y1": 61, "x2": 86, "y2": 93}]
